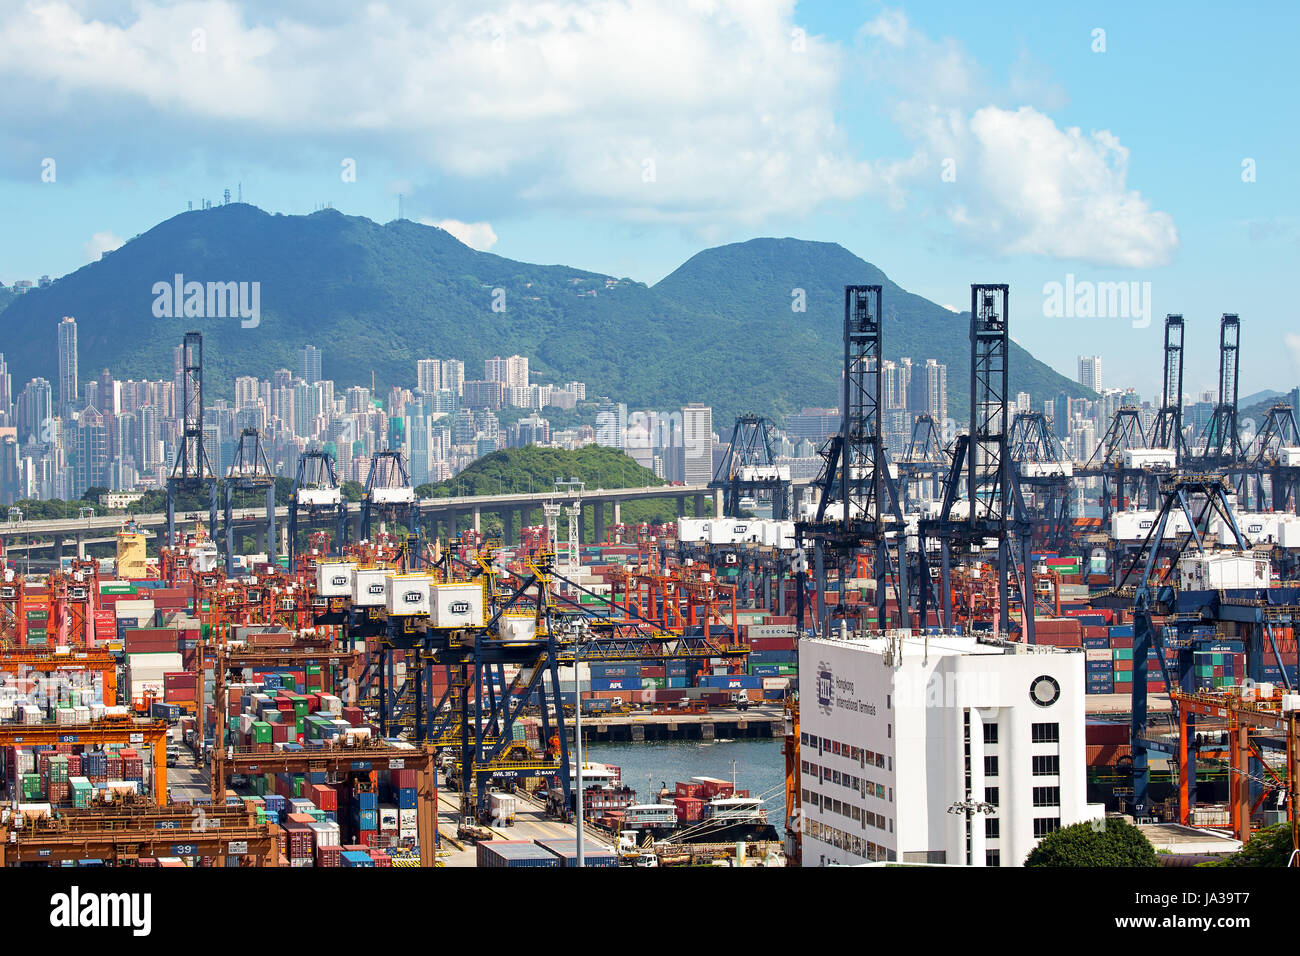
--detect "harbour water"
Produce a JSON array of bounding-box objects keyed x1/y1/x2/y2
[{"x1": 583, "y1": 737, "x2": 787, "y2": 830}]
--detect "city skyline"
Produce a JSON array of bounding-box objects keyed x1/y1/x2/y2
[{"x1": 0, "y1": 3, "x2": 1296, "y2": 397}]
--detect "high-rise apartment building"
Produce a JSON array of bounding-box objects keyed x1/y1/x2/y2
[
  {"x1": 680, "y1": 403, "x2": 713, "y2": 485},
  {"x1": 441, "y1": 360, "x2": 465, "y2": 397},
  {"x1": 300, "y1": 345, "x2": 323, "y2": 384},
  {"x1": 58, "y1": 316, "x2": 78, "y2": 414},
  {"x1": 1077, "y1": 355, "x2": 1102, "y2": 393},
  {"x1": 484, "y1": 355, "x2": 529, "y2": 388},
  {"x1": 416, "y1": 359, "x2": 442, "y2": 394}
]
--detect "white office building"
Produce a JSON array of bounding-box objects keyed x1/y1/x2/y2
[{"x1": 798, "y1": 632, "x2": 1103, "y2": 867}]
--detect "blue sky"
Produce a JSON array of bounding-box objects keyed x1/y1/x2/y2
[{"x1": 1, "y1": 0, "x2": 1296, "y2": 400}]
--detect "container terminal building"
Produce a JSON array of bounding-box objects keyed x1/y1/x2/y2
[{"x1": 797, "y1": 632, "x2": 1104, "y2": 866}]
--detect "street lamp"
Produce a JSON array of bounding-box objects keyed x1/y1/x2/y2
[
  {"x1": 573, "y1": 651, "x2": 585, "y2": 867},
  {"x1": 948, "y1": 798, "x2": 996, "y2": 866}
]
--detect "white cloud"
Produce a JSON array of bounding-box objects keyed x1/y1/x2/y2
[
  {"x1": 0, "y1": 1, "x2": 873, "y2": 227},
  {"x1": 84, "y1": 230, "x2": 124, "y2": 261},
  {"x1": 420, "y1": 217, "x2": 498, "y2": 251},
  {"x1": 860, "y1": 8, "x2": 1178, "y2": 268},
  {"x1": 1287, "y1": 333, "x2": 1300, "y2": 372}
]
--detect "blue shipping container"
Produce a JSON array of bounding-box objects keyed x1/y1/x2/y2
[
  {"x1": 590, "y1": 677, "x2": 642, "y2": 692},
  {"x1": 589, "y1": 664, "x2": 642, "y2": 679}
]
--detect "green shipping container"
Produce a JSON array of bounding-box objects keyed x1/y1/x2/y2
[
  {"x1": 252, "y1": 722, "x2": 273, "y2": 744},
  {"x1": 1113, "y1": 648, "x2": 1133, "y2": 660}
]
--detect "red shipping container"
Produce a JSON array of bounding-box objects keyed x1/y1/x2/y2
[
  {"x1": 391, "y1": 768, "x2": 417, "y2": 790},
  {"x1": 315, "y1": 845, "x2": 341, "y2": 867},
  {"x1": 272, "y1": 723, "x2": 291, "y2": 744},
  {"x1": 343, "y1": 707, "x2": 364, "y2": 726},
  {"x1": 310, "y1": 783, "x2": 338, "y2": 812}
]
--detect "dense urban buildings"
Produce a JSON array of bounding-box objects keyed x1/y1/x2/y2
[{"x1": 0, "y1": 315, "x2": 1290, "y2": 510}]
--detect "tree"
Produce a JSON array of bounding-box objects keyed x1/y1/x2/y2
[
  {"x1": 81, "y1": 486, "x2": 110, "y2": 505},
  {"x1": 1024, "y1": 818, "x2": 1158, "y2": 867},
  {"x1": 1202, "y1": 823, "x2": 1297, "y2": 867}
]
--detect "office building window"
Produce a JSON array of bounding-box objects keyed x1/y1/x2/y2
[
  {"x1": 1032, "y1": 754, "x2": 1061, "y2": 776},
  {"x1": 984, "y1": 755, "x2": 999, "y2": 777},
  {"x1": 984, "y1": 817, "x2": 1000, "y2": 839},
  {"x1": 983, "y1": 723, "x2": 998, "y2": 745},
  {"x1": 1032, "y1": 786, "x2": 1061, "y2": 808},
  {"x1": 1031, "y1": 722, "x2": 1060, "y2": 744},
  {"x1": 984, "y1": 787, "x2": 999, "y2": 806},
  {"x1": 1033, "y1": 817, "x2": 1061, "y2": 838},
  {"x1": 985, "y1": 850, "x2": 1000, "y2": 867}
]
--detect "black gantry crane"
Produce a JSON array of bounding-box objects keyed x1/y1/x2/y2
[
  {"x1": 1198, "y1": 314, "x2": 1244, "y2": 468},
  {"x1": 223, "y1": 428, "x2": 277, "y2": 575},
  {"x1": 917, "y1": 285, "x2": 1036, "y2": 641},
  {"x1": 166, "y1": 331, "x2": 218, "y2": 545},
  {"x1": 796, "y1": 285, "x2": 910, "y2": 634},
  {"x1": 1149, "y1": 314, "x2": 1189, "y2": 465},
  {"x1": 288, "y1": 449, "x2": 347, "y2": 563},
  {"x1": 360, "y1": 449, "x2": 420, "y2": 551},
  {"x1": 1008, "y1": 410, "x2": 1072, "y2": 552},
  {"x1": 711, "y1": 415, "x2": 791, "y2": 519}
]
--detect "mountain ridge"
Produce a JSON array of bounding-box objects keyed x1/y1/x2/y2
[{"x1": 0, "y1": 204, "x2": 1093, "y2": 426}]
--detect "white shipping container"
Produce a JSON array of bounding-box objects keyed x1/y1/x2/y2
[
  {"x1": 1280, "y1": 447, "x2": 1300, "y2": 467},
  {"x1": 1178, "y1": 552, "x2": 1271, "y2": 591},
  {"x1": 488, "y1": 792, "x2": 517, "y2": 824},
  {"x1": 386, "y1": 575, "x2": 433, "y2": 616},
  {"x1": 429, "y1": 583, "x2": 484, "y2": 628},
  {"x1": 398, "y1": 808, "x2": 418, "y2": 830},
  {"x1": 371, "y1": 487, "x2": 414, "y2": 505},
  {"x1": 315, "y1": 563, "x2": 357, "y2": 598},
  {"x1": 296, "y1": 488, "x2": 341, "y2": 507},
  {"x1": 1122, "y1": 449, "x2": 1176, "y2": 469},
  {"x1": 1111, "y1": 511, "x2": 1158, "y2": 542},
  {"x1": 677, "y1": 518, "x2": 710, "y2": 543},
  {"x1": 498, "y1": 615, "x2": 536, "y2": 641},
  {"x1": 708, "y1": 519, "x2": 737, "y2": 545},
  {"x1": 352, "y1": 568, "x2": 391, "y2": 607},
  {"x1": 1280, "y1": 518, "x2": 1300, "y2": 549}
]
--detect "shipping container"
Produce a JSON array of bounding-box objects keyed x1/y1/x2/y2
[{"x1": 477, "y1": 840, "x2": 560, "y2": 868}]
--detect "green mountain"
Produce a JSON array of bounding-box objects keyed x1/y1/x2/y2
[
  {"x1": 0, "y1": 204, "x2": 1089, "y2": 426},
  {"x1": 652, "y1": 237, "x2": 1095, "y2": 422}
]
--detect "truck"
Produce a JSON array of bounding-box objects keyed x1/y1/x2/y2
[
  {"x1": 485, "y1": 791, "x2": 517, "y2": 827},
  {"x1": 730, "y1": 691, "x2": 750, "y2": 712}
]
